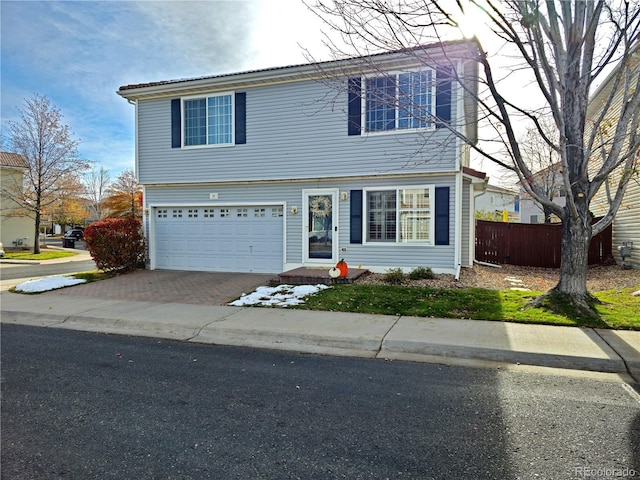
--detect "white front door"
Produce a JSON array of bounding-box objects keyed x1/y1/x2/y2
[{"x1": 303, "y1": 189, "x2": 338, "y2": 264}]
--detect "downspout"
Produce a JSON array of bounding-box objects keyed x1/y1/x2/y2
[{"x1": 453, "y1": 60, "x2": 465, "y2": 280}]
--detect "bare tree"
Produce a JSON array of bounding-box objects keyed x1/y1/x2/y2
[
  {"x1": 308, "y1": 0, "x2": 640, "y2": 316},
  {"x1": 102, "y1": 169, "x2": 142, "y2": 219},
  {"x1": 85, "y1": 167, "x2": 111, "y2": 221},
  {"x1": 518, "y1": 119, "x2": 564, "y2": 223},
  {"x1": 6, "y1": 94, "x2": 89, "y2": 253}
]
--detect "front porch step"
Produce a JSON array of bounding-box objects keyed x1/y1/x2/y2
[{"x1": 279, "y1": 267, "x2": 369, "y2": 285}]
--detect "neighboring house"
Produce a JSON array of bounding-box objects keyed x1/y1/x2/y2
[
  {"x1": 117, "y1": 40, "x2": 485, "y2": 276},
  {"x1": 0, "y1": 151, "x2": 34, "y2": 248},
  {"x1": 518, "y1": 162, "x2": 566, "y2": 223},
  {"x1": 475, "y1": 184, "x2": 520, "y2": 222},
  {"x1": 589, "y1": 43, "x2": 640, "y2": 269}
]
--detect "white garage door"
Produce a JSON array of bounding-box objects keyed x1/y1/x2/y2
[{"x1": 154, "y1": 206, "x2": 284, "y2": 273}]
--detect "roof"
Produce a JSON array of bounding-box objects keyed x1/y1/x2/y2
[
  {"x1": 484, "y1": 184, "x2": 518, "y2": 195},
  {"x1": 117, "y1": 39, "x2": 480, "y2": 100},
  {"x1": 0, "y1": 151, "x2": 28, "y2": 169}
]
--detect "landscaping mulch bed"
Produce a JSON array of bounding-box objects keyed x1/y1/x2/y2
[{"x1": 355, "y1": 264, "x2": 640, "y2": 293}]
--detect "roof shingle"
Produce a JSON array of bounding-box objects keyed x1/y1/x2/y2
[{"x1": 0, "y1": 152, "x2": 28, "y2": 168}]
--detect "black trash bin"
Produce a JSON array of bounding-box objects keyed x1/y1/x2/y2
[{"x1": 62, "y1": 237, "x2": 75, "y2": 248}]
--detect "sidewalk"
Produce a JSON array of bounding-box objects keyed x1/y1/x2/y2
[{"x1": 2, "y1": 285, "x2": 639, "y2": 382}]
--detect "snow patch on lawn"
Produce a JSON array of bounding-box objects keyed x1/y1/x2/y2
[
  {"x1": 14, "y1": 276, "x2": 87, "y2": 293},
  {"x1": 229, "y1": 284, "x2": 329, "y2": 307}
]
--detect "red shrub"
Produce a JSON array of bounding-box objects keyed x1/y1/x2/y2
[{"x1": 84, "y1": 218, "x2": 146, "y2": 273}]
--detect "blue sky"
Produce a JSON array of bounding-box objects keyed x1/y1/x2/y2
[{"x1": 1, "y1": 0, "x2": 326, "y2": 176}]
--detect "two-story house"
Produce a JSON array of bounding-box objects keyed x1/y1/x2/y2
[
  {"x1": 0, "y1": 151, "x2": 34, "y2": 249},
  {"x1": 117, "y1": 40, "x2": 484, "y2": 276},
  {"x1": 589, "y1": 42, "x2": 640, "y2": 268}
]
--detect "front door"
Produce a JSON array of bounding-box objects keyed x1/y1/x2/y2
[{"x1": 303, "y1": 189, "x2": 338, "y2": 264}]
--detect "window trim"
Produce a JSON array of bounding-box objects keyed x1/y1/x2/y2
[
  {"x1": 361, "y1": 69, "x2": 437, "y2": 135},
  {"x1": 363, "y1": 185, "x2": 436, "y2": 246},
  {"x1": 181, "y1": 91, "x2": 235, "y2": 148}
]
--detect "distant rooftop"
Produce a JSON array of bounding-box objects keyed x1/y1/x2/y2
[{"x1": 0, "y1": 151, "x2": 28, "y2": 168}]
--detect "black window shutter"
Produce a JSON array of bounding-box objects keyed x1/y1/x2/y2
[
  {"x1": 435, "y1": 69, "x2": 452, "y2": 128},
  {"x1": 350, "y1": 190, "x2": 363, "y2": 244},
  {"x1": 435, "y1": 186, "x2": 450, "y2": 245},
  {"x1": 235, "y1": 92, "x2": 246, "y2": 144},
  {"x1": 171, "y1": 98, "x2": 181, "y2": 148},
  {"x1": 347, "y1": 77, "x2": 361, "y2": 136}
]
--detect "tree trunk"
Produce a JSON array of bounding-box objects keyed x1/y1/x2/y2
[
  {"x1": 33, "y1": 209, "x2": 41, "y2": 255},
  {"x1": 555, "y1": 213, "x2": 590, "y2": 296},
  {"x1": 546, "y1": 207, "x2": 600, "y2": 317}
]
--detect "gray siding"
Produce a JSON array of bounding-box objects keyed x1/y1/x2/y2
[
  {"x1": 136, "y1": 79, "x2": 459, "y2": 185},
  {"x1": 461, "y1": 178, "x2": 471, "y2": 268},
  {"x1": 144, "y1": 174, "x2": 459, "y2": 272}
]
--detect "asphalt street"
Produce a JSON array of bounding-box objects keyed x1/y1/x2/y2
[{"x1": 2, "y1": 324, "x2": 639, "y2": 480}]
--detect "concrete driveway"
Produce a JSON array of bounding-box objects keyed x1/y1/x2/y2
[{"x1": 46, "y1": 269, "x2": 276, "y2": 306}]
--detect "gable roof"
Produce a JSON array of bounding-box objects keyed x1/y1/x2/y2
[
  {"x1": 0, "y1": 151, "x2": 28, "y2": 169},
  {"x1": 117, "y1": 39, "x2": 480, "y2": 101}
]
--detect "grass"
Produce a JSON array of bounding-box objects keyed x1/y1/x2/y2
[
  {"x1": 293, "y1": 284, "x2": 640, "y2": 330},
  {"x1": 69, "y1": 270, "x2": 116, "y2": 283},
  {"x1": 2, "y1": 250, "x2": 76, "y2": 261}
]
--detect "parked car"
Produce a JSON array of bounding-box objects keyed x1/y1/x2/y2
[
  {"x1": 64, "y1": 229, "x2": 84, "y2": 240},
  {"x1": 0, "y1": 242, "x2": 4, "y2": 258}
]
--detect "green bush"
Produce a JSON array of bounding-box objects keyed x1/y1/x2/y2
[
  {"x1": 83, "y1": 217, "x2": 146, "y2": 273},
  {"x1": 408, "y1": 266, "x2": 435, "y2": 280},
  {"x1": 383, "y1": 268, "x2": 406, "y2": 285}
]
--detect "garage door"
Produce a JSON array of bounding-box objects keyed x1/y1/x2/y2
[{"x1": 154, "y1": 206, "x2": 284, "y2": 273}]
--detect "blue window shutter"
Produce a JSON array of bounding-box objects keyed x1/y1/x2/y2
[
  {"x1": 435, "y1": 187, "x2": 450, "y2": 245},
  {"x1": 171, "y1": 98, "x2": 181, "y2": 148},
  {"x1": 435, "y1": 69, "x2": 452, "y2": 128},
  {"x1": 347, "y1": 77, "x2": 361, "y2": 136},
  {"x1": 235, "y1": 92, "x2": 246, "y2": 144},
  {"x1": 350, "y1": 190, "x2": 363, "y2": 243}
]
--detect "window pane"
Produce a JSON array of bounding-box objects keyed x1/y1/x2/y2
[
  {"x1": 398, "y1": 71, "x2": 432, "y2": 129},
  {"x1": 365, "y1": 76, "x2": 396, "y2": 132},
  {"x1": 367, "y1": 190, "x2": 396, "y2": 241},
  {"x1": 400, "y1": 212, "x2": 430, "y2": 241},
  {"x1": 184, "y1": 99, "x2": 207, "y2": 145},
  {"x1": 399, "y1": 188, "x2": 430, "y2": 209},
  {"x1": 398, "y1": 188, "x2": 431, "y2": 242},
  {"x1": 208, "y1": 95, "x2": 233, "y2": 144}
]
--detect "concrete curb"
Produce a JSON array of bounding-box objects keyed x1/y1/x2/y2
[{"x1": 1, "y1": 291, "x2": 638, "y2": 380}]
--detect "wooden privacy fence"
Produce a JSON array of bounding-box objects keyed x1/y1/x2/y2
[{"x1": 475, "y1": 219, "x2": 612, "y2": 268}]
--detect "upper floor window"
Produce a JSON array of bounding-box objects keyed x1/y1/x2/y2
[
  {"x1": 183, "y1": 93, "x2": 233, "y2": 146},
  {"x1": 364, "y1": 70, "x2": 435, "y2": 133}
]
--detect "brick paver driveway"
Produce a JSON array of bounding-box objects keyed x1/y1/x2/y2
[{"x1": 47, "y1": 270, "x2": 275, "y2": 306}]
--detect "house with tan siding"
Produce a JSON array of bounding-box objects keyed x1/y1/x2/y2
[
  {"x1": 0, "y1": 151, "x2": 34, "y2": 249},
  {"x1": 589, "y1": 44, "x2": 640, "y2": 269}
]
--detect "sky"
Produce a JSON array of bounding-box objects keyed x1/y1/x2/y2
[{"x1": 1, "y1": 0, "x2": 329, "y2": 177}]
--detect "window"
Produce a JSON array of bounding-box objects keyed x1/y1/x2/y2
[
  {"x1": 365, "y1": 187, "x2": 434, "y2": 243},
  {"x1": 364, "y1": 70, "x2": 434, "y2": 133},
  {"x1": 183, "y1": 93, "x2": 233, "y2": 146}
]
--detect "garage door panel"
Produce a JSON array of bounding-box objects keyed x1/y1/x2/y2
[{"x1": 154, "y1": 206, "x2": 283, "y2": 273}]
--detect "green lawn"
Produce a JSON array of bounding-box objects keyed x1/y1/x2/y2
[
  {"x1": 293, "y1": 284, "x2": 640, "y2": 330},
  {"x1": 2, "y1": 250, "x2": 76, "y2": 261}
]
